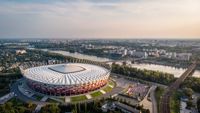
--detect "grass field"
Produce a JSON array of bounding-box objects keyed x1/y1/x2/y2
[
  {"x1": 46, "y1": 98, "x2": 59, "y2": 103},
  {"x1": 71, "y1": 95, "x2": 87, "y2": 102},
  {"x1": 59, "y1": 97, "x2": 65, "y2": 102},
  {"x1": 103, "y1": 85, "x2": 113, "y2": 92},
  {"x1": 109, "y1": 80, "x2": 116, "y2": 87},
  {"x1": 32, "y1": 94, "x2": 43, "y2": 100},
  {"x1": 90, "y1": 91, "x2": 103, "y2": 97}
]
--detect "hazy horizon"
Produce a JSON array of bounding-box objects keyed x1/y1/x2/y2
[
  {"x1": 0, "y1": 37, "x2": 200, "y2": 40},
  {"x1": 0, "y1": 0, "x2": 200, "y2": 39}
]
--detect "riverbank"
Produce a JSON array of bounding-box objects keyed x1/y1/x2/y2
[
  {"x1": 44, "y1": 49, "x2": 111, "y2": 62},
  {"x1": 138, "y1": 59, "x2": 190, "y2": 69},
  {"x1": 129, "y1": 63, "x2": 200, "y2": 78}
]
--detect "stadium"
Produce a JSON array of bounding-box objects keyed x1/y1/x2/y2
[{"x1": 21, "y1": 63, "x2": 110, "y2": 96}]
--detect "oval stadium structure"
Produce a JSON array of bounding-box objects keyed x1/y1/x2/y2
[{"x1": 22, "y1": 63, "x2": 110, "y2": 96}]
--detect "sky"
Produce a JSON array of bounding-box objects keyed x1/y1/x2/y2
[{"x1": 0, "y1": 0, "x2": 200, "y2": 39}]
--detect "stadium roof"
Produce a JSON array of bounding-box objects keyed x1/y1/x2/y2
[{"x1": 23, "y1": 63, "x2": 109, "y2": 85}]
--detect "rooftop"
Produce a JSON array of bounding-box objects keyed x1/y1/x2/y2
[{"x1": 22, "y1": 63, "x2": 109, "y2": 85}]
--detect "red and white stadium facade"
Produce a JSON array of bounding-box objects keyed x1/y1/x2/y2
[{"x1": 22, "y1": 63, "x2": 110, "y2": 96}]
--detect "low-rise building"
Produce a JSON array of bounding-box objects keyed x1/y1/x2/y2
[
  {"x1": 162, "y1": 52, "x2": 192, "y2": 61},
  {"x1": 123, "y1": 49, "x2": 128, "y2": 56},
  {"x1": 176, "y1": 53, "x2": 192, "y2": 61}
]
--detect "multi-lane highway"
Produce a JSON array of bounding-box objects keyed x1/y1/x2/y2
[{"x1": 160, "y1": 62, "x2": 196, "y2": 113}]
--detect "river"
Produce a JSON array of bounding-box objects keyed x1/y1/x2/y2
[
  {"x1": 130, "y1": 63, "x2": 200, "y2": 78},
  {"x1": 38, "y1": 49, "x2": 200, "y2": 78},
  {"x1": 48, "y1": 50, "x2": 111, "y2": 62}
]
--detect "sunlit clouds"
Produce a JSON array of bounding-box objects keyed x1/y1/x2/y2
[{"x1": 0, "y1": 0, "x2": 199, "y2": 39}]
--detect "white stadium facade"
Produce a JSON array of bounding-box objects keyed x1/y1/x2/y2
[{"x1": 21, "y1": 63, "x2": 110, "y2": 96}]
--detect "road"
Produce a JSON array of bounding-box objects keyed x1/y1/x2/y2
[
  {"x1": 10, "y1": 79, "x2": 48, "y2": 105},
  {"x1": 0, "y1": 92, "x2": 15, "y2": 104},
  {"x1": 160, "y1": 63, "x2": 196, "y2": 113},
  {"x1": 150, "y1": 86, "x2": 158, "y2": 113}
]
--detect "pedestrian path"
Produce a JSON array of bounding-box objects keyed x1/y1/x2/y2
[
  {"x1": 100, "y1": 90, "x2": 106, "y2": 94},
  {"x1": 40, "y1": 96, "x2": 48, "y2": 102},
  {"x1": 86, "y1": 94, "x2": 92, "y2": 99},
  {"x1": 0, "y1": 92, "x2": 15, "y2": 104},
  {"x1": 34, "y1": 104, "x2": 45, "y2": 113},
  {"x1": 65, "y1": 97, "x2": 70, "y2": 103},
  {"x1": 109, "y1": 84, "x2": 114, "y2": 88},
  {"x1": 34, "y1": 96, "x2": 49, "y2": 113}
]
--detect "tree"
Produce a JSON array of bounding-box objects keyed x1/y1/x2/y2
[
  {"x1": 197, "y1": 98, "x2": 200, "y2": 112},
  {"x1": 84, "y1": 102, "x2": 87, "y2": 113},
  {"x1": 186, "y1": 100, "x2": 193, "y2": 109},
  {"x1": 0, "y1": 102, "x2": 16, "y2": 113},
  {"x1": 183, "y1": 88, "x2": 193, "y2": 99},
  {"x1": 26, "y1": 102, "x2": 34, "y2": 109},
  {"x1": 40, "y1": 104, "x2": 60, "y2": 113},
  {"x1": 111, "y1": 63, "x2": 175, "y2": 85}
]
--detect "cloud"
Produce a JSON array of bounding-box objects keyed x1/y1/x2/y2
[{"x1": 0, "y1": 0, "x2": 199, "y2": 39}]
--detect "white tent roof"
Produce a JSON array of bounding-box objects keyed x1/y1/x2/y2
[{"x1": 23, "y1": 63, "x2": 110, "y2": 85}]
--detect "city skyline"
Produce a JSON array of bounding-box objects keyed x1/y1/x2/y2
[{"x1": 0, "y1": 0, "x2": 200, "y2": 39}]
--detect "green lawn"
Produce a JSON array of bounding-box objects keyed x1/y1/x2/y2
[
  {"x1": 90, "y1": 91, "x2": 103, "y2": 97},
  {"x1": 32, "y1": 94, "x2": 43, "y2": 100},
  {"x1": 59, "y1": 97, "x2": 65, "y2": 102},
  {"x1": 103, "y1": 86, "x2": 113, "y2": 92},
  {"x1": 109, "y1": 80, "x2": 116, "y2": 87},
  {"x1": 71, "y1": 95, "x2": 87, "y2": 102},
  {"x1": 46, "y1": 98, "x2": 59, "y2": 103}
]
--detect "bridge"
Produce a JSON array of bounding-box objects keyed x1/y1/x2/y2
[{"x1": 160, "y1": 62, "x2": 196, "y2": 113}]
